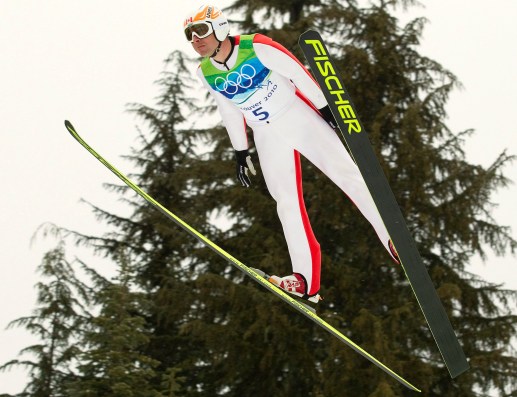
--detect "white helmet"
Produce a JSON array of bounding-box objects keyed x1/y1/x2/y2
[{"x1": 183, "y1": 5, "x2": 230, "y2": 42}]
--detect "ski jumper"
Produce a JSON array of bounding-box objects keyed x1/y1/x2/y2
[{"x1": 197, "y1": 34, "x2": 393, "y2": 296}]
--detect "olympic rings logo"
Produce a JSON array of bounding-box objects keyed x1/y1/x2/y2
[{"x1": 215, "y1": 64, "x2": 257, "y2": 95}]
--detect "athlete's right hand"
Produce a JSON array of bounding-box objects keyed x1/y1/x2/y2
[{"x1": 235, "y1": 149, "x2": 257, "y2": 187}]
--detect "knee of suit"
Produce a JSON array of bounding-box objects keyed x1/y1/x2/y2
[{"x1": 275, "y1": 195, "x2": 299, "y2": 214}]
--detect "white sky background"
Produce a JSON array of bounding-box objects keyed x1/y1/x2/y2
[{"x1": 1, "y1": 0, "x2": 515, "y2": 394}]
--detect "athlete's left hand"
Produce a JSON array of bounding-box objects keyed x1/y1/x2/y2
[
  {"x1": 318, "y1": 104, "x2": 338, "y2": 130},
  {"x1": 235, "y1": 149, "x2": 257, "y2": 187}
]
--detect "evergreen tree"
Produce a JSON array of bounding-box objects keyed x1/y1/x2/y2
[
  {"x1": 159, "y1": 367, "x2": 186, "y2": 397},
  {"x1": 65, "y1": 251, "x2": 163, "y2": 397},
  {"x1": 71, "y1": 51, "x2": 217, "y2": 395},
  {"x1": 0, "y1": 238, "x2": 90, "y2": 397}
]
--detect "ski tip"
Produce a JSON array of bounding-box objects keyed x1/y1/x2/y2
[
  {"x1": 299, "y1": 29, "x2": 319, "y2": 41},
  {"x1": 64, "y1": 120, "x2": 75, "y2": 133}
]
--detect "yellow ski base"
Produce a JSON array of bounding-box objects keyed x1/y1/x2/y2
[{"x1": 64, "y1": 120, "x2": 420, "y2": 393}]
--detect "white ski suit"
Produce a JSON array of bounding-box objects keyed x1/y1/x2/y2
[{"x1": 197, "y1": 34, "x2": 393, "y2": 296}]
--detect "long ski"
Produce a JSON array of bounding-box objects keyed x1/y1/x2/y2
[
  {"x1": 64, "y1": 120, "x2": 420, "y2": 392},
  {"x1": 298, "y1": 30, "x2": 469, "y2": 378}
]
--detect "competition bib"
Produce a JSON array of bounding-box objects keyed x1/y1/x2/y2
[{"x1": 201, "y1": 34, "x2": 295, "y2": 122}]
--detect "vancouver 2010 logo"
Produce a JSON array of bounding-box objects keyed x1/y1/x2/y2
[{"x1": 214, "y1": 64, "x2": 256, "y2": 95}]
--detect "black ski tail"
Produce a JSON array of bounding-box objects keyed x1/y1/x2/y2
[{"x1": 298, "y1": 30, "x2": 469, "y2": 378}]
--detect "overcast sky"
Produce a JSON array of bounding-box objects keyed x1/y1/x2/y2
[{"x1": 1, "y1": 1, "x2": 515, "y2": 394}]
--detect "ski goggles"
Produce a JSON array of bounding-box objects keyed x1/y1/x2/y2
[{"x1": 184, "y1": 21, "x2": 214, "y2": 42}]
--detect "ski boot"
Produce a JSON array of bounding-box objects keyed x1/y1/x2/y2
[
  {"x1": 250, "y1": 268, "x2": 322, "y2": 309},
  {"x1": 388, "y1": 239, "x2": 401, "y2": 264},
  {"x1": 268, "y1": 273, "x2": 322, "y2": 304}
]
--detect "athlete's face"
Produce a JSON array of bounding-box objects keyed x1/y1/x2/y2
[{"x1": 191, "y1": 33, "x2": 219, "y2": 57}]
